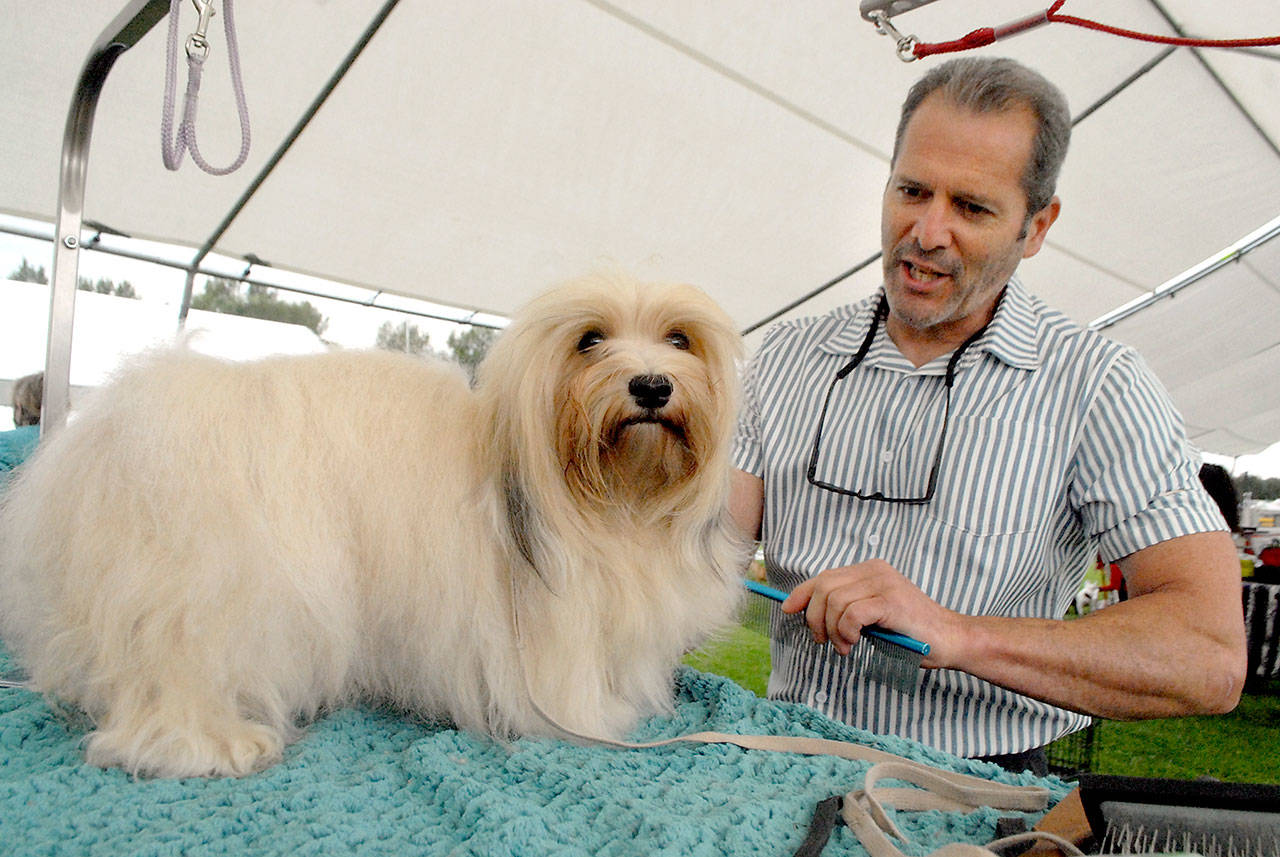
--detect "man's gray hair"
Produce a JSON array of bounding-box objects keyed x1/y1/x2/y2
[{"x1": 892, "y1": 56, "x2": 1071, "y2": 218}]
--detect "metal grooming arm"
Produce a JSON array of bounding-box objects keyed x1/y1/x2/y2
[
  {"x1": 43, "y1": 0, "x2": 168, "y2": 436},
  {"x1": 858, "y1": 0, "x2": 944, "y2": 22}
]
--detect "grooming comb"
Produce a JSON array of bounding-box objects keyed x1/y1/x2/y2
[
  {"x1": 742, "y1": 579, "x2": 930, "y2": 693},
  {"x1": 1077, "y1": 773, "x2": 1280, "y2": 856}
]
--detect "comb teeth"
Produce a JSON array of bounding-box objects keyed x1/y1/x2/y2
[
  {"x1": 740, "y1": 580, "x2": 928, "y2": 692},
  {"x1": 861, "y1": 632, "x2": 925, "y2": 693},
  {"x1": 740, "y1": 580, "x2": 928, "y2": 690}
]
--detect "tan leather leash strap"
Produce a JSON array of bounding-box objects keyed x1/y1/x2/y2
[{"x1": 509, "y1": 582, "x2": 1082, "y2": 857}]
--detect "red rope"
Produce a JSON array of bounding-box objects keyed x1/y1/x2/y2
[
  {"x1": 912, "y1": 27, "x2": 996, "y2": 59},
  {"x1": 911, "y1": 0, "x2": 1280, "y2": 59}
]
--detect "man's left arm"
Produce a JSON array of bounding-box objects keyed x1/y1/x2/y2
[
  {"x1": 943, "y1": 529, "x2": 1246, "y2": 719},
  {"x1": 945, "y1": 344, "x2": 1248, "y2": 718},
  {"x1": 785, "y1": 528, "x2": 1246, "y2": 718}
]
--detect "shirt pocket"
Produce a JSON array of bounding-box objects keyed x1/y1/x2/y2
[{"x1": 926, "y1": 415, "x2": 1061, "y2": 536}]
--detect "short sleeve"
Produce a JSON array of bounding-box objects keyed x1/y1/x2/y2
[{"x1": 1071, "y1": 348, "x2": 1226, "y2": 562}]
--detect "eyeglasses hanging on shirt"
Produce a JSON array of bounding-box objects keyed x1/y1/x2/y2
[{"x1": 805, "y1": 291, "x2": 1002, "y2": 504}]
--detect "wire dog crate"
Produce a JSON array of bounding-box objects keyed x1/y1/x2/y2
[{"x1": 1046, "y1": 721, "x2": 1100, "y2": 781}]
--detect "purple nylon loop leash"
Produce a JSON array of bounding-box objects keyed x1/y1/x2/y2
[{"x1": 162, "y1": 0, "x2": 251, "y2": 175}]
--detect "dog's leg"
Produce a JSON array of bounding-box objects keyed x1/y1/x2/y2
[
  {"x1": 86, "y1": 690, "x2": 285, "y2": 778},
  {"x1": 60, "y1": 560, "x2": 307, "y2": 777},
  {"x1": 70, "y1": 609, "x2": 290, "y2": 778}
]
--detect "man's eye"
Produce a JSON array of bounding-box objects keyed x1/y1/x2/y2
[
  {"x1": 899, "y1": 185, "x2": 924, "y2": 199},
  {"x1": 959, "y1": 200, "x2": 990, "y2": 217},
  {"x1": 576, "y1": 330, "x2": 605, "y2": 353},
  {"x1": 665, "y1": 330, "x2": 690, "y2": 351}
]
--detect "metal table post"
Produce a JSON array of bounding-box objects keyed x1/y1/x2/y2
[{"x1": 43, "y1": 0, "x2": 168, "y2": 435}]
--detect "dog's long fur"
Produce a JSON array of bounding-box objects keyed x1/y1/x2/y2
[{"x1": 0, "y1": 274, "x2": 748, "y2": 777}]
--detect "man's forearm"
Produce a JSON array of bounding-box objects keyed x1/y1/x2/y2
[{"x1": 945, "y1": 532, "x2": 1246, "y2": 719}]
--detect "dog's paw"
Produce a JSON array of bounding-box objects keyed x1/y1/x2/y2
[{"x1": 86, "y1": 719, "x2": 284, "y2": 778}]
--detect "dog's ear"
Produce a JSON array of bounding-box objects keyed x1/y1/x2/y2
[
  {"x1": 502, "y1": 469, "x2": 537, "y2": 570},
  {"x1": 501, "y1": 469, "x2": 563, "y2": 596}
]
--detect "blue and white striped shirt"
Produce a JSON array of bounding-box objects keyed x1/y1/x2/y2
[{"x1": 733, "y1": 280, "x2": 1226, "y2": 758}]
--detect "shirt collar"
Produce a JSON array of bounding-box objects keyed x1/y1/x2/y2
[
  {"x1": 980, "y1": 278, "x2": 1042, "y2": 370},
  {"x1": 815, "y1": 278, "x2": 1043, "y2": 371},
  {"x1": 814, "y1": 296, "x2": 884, "y2": 357}
]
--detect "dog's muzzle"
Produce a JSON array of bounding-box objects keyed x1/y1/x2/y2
[{"x1": 628, "y1": 374, "x2": 673, "y2": 410}]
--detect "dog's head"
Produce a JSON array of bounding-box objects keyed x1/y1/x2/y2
[{"x1": 477, "y1": 273, "x2": 741, "y2": 524}]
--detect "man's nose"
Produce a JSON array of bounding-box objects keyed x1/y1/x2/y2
[{"x1": 910, "y1": 198, "x2": 953, "y2": 252}]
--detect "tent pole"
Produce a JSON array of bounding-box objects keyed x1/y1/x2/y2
[
  {"x1": 44, "y1": 0, "x2": 168, "y2": 435},
  {"x1": 740, "y1": 252, "x2": 882, "y2": 336},
  {"x1": 1, "y1": 222, "x2": 503, "y2": 330},
  {"x1": 1091, "y1": 214, "x2": 1280, "y2": 332}
]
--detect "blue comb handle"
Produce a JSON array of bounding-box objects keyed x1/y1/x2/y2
[{"x1": 743, "y1": 579, "x2": 931, "y2": 656}]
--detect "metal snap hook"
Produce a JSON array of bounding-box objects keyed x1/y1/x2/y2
[
  {"x1": 185, "y1": 0, "x2": 216, "y2": 61},
  {"x1": 868, "y1": 11, "x2": 920, "y2": 62}
]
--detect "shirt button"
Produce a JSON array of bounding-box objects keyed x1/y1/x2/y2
[
  {"x1": 814, "y1": 691, "x2": 828, "y2": 704},
  {"x1": 880, "y1": 449, "x2": 893, "y2": 463},
  {"x1": 866, "y1": 533, "x2": 880, "y2": 547}
]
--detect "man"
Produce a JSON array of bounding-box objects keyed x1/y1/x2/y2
[
  {"x1": 1, "y1": 372, "x2": 42, "y2": 488},
  {"x1": 730, "y1": 56, "x2": 1245, "y2": 774}
]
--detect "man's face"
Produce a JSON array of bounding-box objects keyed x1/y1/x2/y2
[{"x1": 881, "y1": 93, "x2": 1059, "y2": 341}]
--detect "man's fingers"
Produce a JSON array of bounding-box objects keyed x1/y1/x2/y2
[
  {"x1": 781, "y1": 579, "x2": 814, "y2": 614},
  {"x1": 814, "y1": 573, "x2": 886, "y2": 654},
  {"x1": 782, "y1": 563, "x2": 902, "y2": 653}
]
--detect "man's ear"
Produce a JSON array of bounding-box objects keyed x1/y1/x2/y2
[{"x1": 1021, "y1": 196, "x2": 1061, "y2": 259}]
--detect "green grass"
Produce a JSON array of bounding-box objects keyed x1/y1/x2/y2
[
  {"x1": 685, "y1": 626, "x2": 1280, "y2": 784},
  {"x1": 1086, "y1": 683, "x2": 1280, "y2": 784},
  {"x1": 683, "y1": 624, "x2": 772, "y2": 697}
]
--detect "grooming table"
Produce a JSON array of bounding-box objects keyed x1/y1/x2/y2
[{"x1": 0, "y1": 643, "x2": 1071, "y2": 856}]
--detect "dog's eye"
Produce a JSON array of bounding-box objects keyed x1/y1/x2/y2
[
  {"x1": 576, "y1": 329, "x2": 605, "y2": 353},
  {"x1": 665, "y1": 330, "x2": 690, "y2": 351}
]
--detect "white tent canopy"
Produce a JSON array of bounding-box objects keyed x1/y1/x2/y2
[
  {"x1": 3, "y1": 1, "x2": 1280, "y2": 451},
  {"x1": 1097, "y1": 216, "x2": 1280, "y2": 456}
]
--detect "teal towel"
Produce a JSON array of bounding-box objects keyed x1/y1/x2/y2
[
  {"x1": 0, "y1": 642, "x2": 1069, "y2": 856},
  {"x1": 0, "y1": 425, "x2": 40, "y2": 492}
]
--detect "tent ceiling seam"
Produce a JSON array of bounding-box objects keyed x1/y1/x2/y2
[
  {"x1": 1042, "y1": 240, "x2": 1149, "y2": 296},
  {"x1": 1237, "y1": 46, "x2": 1280, "y2": 63},
  {"x1": 1069, "y1": 45, "x2": 1175, "y2": 127},
  {"x1": 1243, "y1": 257, "x2": 1280, "y2": 293},
  {"x1": 740, "y1": 252, "x2": 881, "y2": 335},
  {"x1": 580, "y1": 0, "x2": 890, "y2": 163},
  {"x1": 1145, "y1": 0, "x2": 1280, "y2": 162}
]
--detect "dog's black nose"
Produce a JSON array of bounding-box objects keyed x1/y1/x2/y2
[{"x1": 629, "y1": 374, "x2": 673, "y2": 409}]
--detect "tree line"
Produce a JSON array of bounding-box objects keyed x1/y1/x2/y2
[
  {"x1": 375, "y1": 320, "x2": 497, "y2": 381},
  {"x1": 9, "y1": 257, "x2": 139, "y2": 298},
  {"x1": 1235, "y1": 472, "x2": 1280, "y2": 501},
  {"x1": 8, "y1": 259, "x2": 496, "y2": 371}
]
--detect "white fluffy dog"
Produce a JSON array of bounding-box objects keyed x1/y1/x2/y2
[{"x1": 0, "y1": 273, "x2": 747, "y2": 778}]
